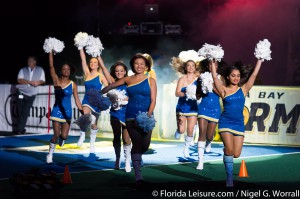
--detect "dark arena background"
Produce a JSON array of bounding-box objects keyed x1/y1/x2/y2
[{"x1": 0, "y1": 0, "x2": 300, "y2": 199}]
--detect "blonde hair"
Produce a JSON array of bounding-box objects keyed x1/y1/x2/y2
[
  {"x1": 142, "y1": 53, "x2": 154, "y2": 69},
  {"x1": 171, "y1": 57, "x2": 201, "y2": 75}
]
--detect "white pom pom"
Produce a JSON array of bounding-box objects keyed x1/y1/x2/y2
[
  {"x1": 85, "y1": 35, "x2": 104, "y2": 57},
  {"x1": 178, "y1": 50, "x2": 204, "y2": 63},
  {"x1": 43, "y1": 37, "x2": 65, "y2": 54},
  {"x1": 107, "y1": 89, "x2": 128, "y2": 110},
  {"x1": 74, "y1": 32, "x2": 89, "y2": 50},
  {"x1": 185, "y1": 84, "x2": 197, "y2": 100},
  {"x1": 198, "y1": 43, "x2": 224, "y2": 62},
  {"x1": 200, "y1": 72, "x2": 214, "y2": 94},
  {"x1": 254, "y1": 39, "x2": 272, "y2": 61}
]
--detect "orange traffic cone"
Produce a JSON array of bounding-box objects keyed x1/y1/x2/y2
[
  {"x1": 62, "y1": 165, "x2": 72, "y2": 184},
  {"x1": 238, "y1": 160, "x2": 249, "y2": 177}
]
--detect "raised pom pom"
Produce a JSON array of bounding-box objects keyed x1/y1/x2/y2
[
  {"x1": 136, "y1": 111, "x2": 156, "y2": 133},
  {"x1": 254, "y1": 39, "x2": 272, "y2": 61},
  {"x1": 107, "y1": 89, "x2": 128, "y2": 110},
  {"x1": 87, "y1": 88, "x2": 111, "y2": 111},
  {"x1": 185, "y1": 84, "x2": 197, "y2": 100},
  {"x1": 198, "y1": 43, "x2": 224, "y2": 62},
  {"x1": 178, "y1": 50, "x2": 204, "y2": 63},
  {"x1": 85, "y1": 35, "x2": 104, "y2": 57},
  {"x1": 43, "y1": 37, "x2": 65, "y2": 54},
  {"x1": 74, "y1": 32, "x2": 89, "y2": 50},
  {"x1": 200, "y1": 72, "x2": 214, "y2": 94}
]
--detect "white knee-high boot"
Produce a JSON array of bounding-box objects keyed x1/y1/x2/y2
[
  {"x1": 90, "y1": 128, "x2": 98, "y2": 153},
  {"x1": 124, "y1": 144, "x2": 132, "y2": 172},
  {"x1": 46, "y1": 142, "x2": 56, "y2": 163},
  {"x1": 77, "y1": 131, "x2": 86, "y2": 147},
  {"x1": 183, "y1": 136, "x2": 193, "y2": 158},
  {"x1": 196, "y1": 141, "x2": 205, "y2": 170},
  {"x1": 223, "y1": 155, "x2": 234, "y2": 187}
]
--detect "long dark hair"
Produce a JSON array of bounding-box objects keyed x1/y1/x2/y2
[
  {"x1": 221, "y1": 61, "x2": 254, "y2": 87},
  {"x1": 196, "y1": 59, "x2": 226, "y2": 98},
  {"x1": 109, "y1": 61, "x2": 128, "y2": 80}
]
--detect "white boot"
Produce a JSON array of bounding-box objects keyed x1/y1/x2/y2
[
  {"x1": 90, "y1": 129, "x2": 98, "y2": 153},
  {"x1": 196, "y1": 141, "x2": 205, "y2": 170},
  {"x1": 77, "y1": 131, "x2": 85, "y2": 147},
  {"x1": 46, "y1": 142, "x2": 56, "y2": 163},
  {"x1": 124, "y1": 144, "x2": 132, "y2": 172},
  {"x1": 183, "y1": 136, "x2": 193, "y2": 158},
  {"x1": 205, "y1": 140, "x2": 212, "y2": 153}
]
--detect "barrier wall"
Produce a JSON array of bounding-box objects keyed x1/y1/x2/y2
[{"x1": 0, "y1": 84, "x2": 299, "y2": 145}]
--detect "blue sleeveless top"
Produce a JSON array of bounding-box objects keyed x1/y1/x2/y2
[
  {"x1": 176, "y1": 80, "x2": 198, "y2": 116},
  {"x1": 110, "y1": 84, "x2": 127, "y2": 125},
  {"x1": 126, "y1": 78, "x2": 151, "y2": 120},
  {"x1": 50, "y1": 81, "x2": 73, "y2": 122},
  {"x1": 82, "y1": 75, "x2": 102, "y2": 114},
  {"x1": 218, "y1": 87, "x2": 245, "y2": 135},
  {"x1": 198, "y1": 91, "x2": 221, "y2": 122}
]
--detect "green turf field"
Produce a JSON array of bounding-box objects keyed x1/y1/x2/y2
[{"x1": 1, "y1": 153, "x2": 299, "y2": 199}]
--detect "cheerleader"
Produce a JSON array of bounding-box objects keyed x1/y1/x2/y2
[
  {"x1": 172, "y1": 51, "x2": 201, "y2": 158},
  {"x1": 46, "y1": 51, "x2": 82, "y2": 163},
  {"x1": 76, "y1": 48, "x2": 108, "y2": 153},
  {"x1": 101, "y1": 53, "x2": 157, "y2": 186},
  {"x1": 99, "y1": 59, "x2": 132, "y2": 172},
  {"x1": 196, "y1": 59, "x2": 223, "y2": 170},
  {"x1": 212, "y1": 58, "x2": 263, "y2": 187}
]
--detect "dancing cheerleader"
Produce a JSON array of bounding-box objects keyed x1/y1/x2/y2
[
  {"x1": 101, "y1": 53, "x2": 157, "y2": 186},
  {"x1": 211, "y1": 39, "x2": 271, "y2": 187},
  {"x1": 75, "y1": 33, "x2": 108, "y2": 154},
  {"x1": 99, "y1": 59, "x2": 132, "y2": 172},
  {"x1": 172, "y1": 50, "x2": 202, "y2": 158},
  {"x1": 196, "y1": 44, "x2": 225, "y2": 170},
  {"x1": 43, "y1": 37, "x2": 82, "y2": 163}
]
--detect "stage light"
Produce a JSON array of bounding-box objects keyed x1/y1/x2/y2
[{"x1": 145, "y1": 4, "x2": 159, "y2": 20}]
